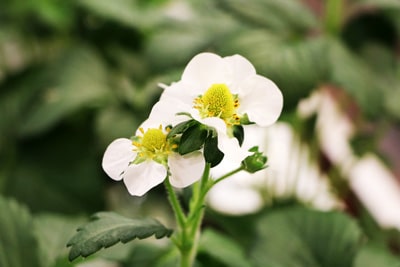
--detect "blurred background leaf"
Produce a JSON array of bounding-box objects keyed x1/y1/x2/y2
[
  {"x1": 0, "y1": 196, "x2": 41, "y2": 267},
  {"x1": 251, "y1": 207, "x2": 362, "y2": 267}
]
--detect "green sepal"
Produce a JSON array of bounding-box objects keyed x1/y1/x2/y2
[
  {"x1": 67, "y1": 212, "x2": 173, "y2": 261},
  {"x1": 239, "y1": 113, "x2": 253, "y2": 125},
  {"x1": 241, "y1": 146, "x2": 267, "y2": 173},
  {"x1": 178, "y1": 124, "x2": 208, "y2": 155},
  {"x1": 204, "y1": 134, "x2": 224, "y2": 167},
  {"x1": 167, "y1": 119, "x2": 197, "y2": 139},
  {"x1": 232, "y1": 125, "x2": 244, "y2": 146}
]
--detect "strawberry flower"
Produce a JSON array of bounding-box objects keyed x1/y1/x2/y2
[
  {"x1": 151, "y1": 52, "x2": 283, "y2": 166},
  {"x1": 102, "y1": 119, "x2": 205, "y2": 196}
]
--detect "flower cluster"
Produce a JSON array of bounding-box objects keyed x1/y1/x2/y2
[{"x1": 102, "y1": 52, "x2": 283, "y2": 196}]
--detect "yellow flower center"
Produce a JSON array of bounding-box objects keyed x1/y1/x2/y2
[
  {"x1": 194, "y1": 83, "x2": 240, "y2": 126},
  {"x1": 132, "y1": 126, "x2": 177, "y2": 165},
  {"x1": 141, "y1": 128, "x2": 166, "y2": 152}
]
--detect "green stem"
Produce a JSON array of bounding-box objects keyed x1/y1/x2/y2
[
  {"x1": 169, "y1": 163, "x2": 243, "y2": 267},
  {"x1": 213, "y1": 166, "x2": 244, "y2": 186},
  {"x1": 324, "y1": 0, "x2": 344, "y2": 36},
  {"x1": 165, "y1": 178, "x2": 186, "y2": 230},
  {"x1": 179, "y1": 163, "x2": 211, "y2": 267}
]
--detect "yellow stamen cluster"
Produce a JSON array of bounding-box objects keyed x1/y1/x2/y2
[
  {"x1": 132, "y1": 126, "x2": 177, "y2": 164},
  {"x1": 193, "y1": 83, "x2": 240, "y2": 126}
]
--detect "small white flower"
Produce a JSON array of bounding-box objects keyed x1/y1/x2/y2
[
  {"x1": 151, "y1": 52, "x2": 283, "y2": 166},
  {"x1": 102, "y1": 119, "x2": 205, "y2": 196}
]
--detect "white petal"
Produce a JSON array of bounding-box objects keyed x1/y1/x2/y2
[
  {"x1": 149, "y1": 96, "x2": 192, "y2": 127},
  {"x1": 181, "y1": 53, "x2": 228, "y2": 90},
  {"x1": 160, "y1": 81, "x2": 199, "y2": 107},
  {"x1": 239, "y1": 75, "x2": 283, "y2": 127},
  {"x1": 195, "y1": 116, "x2": 250, "y2": 166},
  {"x1": 198, "y1": 116, "x2": 227, "y2": 134},
  {"x1": 207, "y1": 180, "x2": 264, "y2": 215},
  {"x1": 217, "y1": 133, "x2": 250, "y2": 166},
  {"x1": 222, "y1": 54, "x2": 256, "y2": 93},
  {"x1": 168, "y1": 151, "x2": 205, "y2": 188},
  {"x1": 123, "y1": 161, "x2": 167, "y2": 196},
  {"x1": 102, "y1": 138, "x2": 136, "y2": 181}
]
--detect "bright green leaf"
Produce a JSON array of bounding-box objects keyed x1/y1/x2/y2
[
  {"x1": 251, "y1": 207, "x2": 362, "y2": 267},
  {"x1": 67, "y1": 212, "x2": 173, "y2": 261},
  {"x1": 0, "y1": 196, "x2": 41, "y2": 267}
]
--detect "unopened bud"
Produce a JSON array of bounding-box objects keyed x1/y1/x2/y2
[{"x1": 241, "y1": 146, "x2": 267, "y2": 173}]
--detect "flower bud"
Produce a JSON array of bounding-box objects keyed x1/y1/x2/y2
[{"x1": 241, "y1": 146, "x2": 267, "y2": 173}]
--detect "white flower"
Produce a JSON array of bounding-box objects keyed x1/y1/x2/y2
[
  {"x1": 208, "y1": 123, "x2": 339, "y2": 215},
  {"x1": 102, "y1": 119, "x2": 205, "y2": 196},
  {"x1": 151, "y1": 52, "x2": 283, "y2": 166}
]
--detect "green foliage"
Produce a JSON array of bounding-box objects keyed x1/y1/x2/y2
[
  {"x1": 354, "y1": 244, "x2": 400, "y2": 267},
  {"x1": 19, "y1": 47, "x2": 110, "y2": 137},
  {"x1": 217, "y1": 0, "x2": 318, "y2": 35},
  {"x1": 123, "y1": 243, "x2": 178, "y2": 267},
  {"x1": 0, "y1": 196, "x2": 41, "y2": 267},
  {"x1": 198, "y1": 229, "x2": 252, "y2": 267},
  {"x1": 2, "y1": 0, "x2": 400, "y2": 266},
  {"x1": 33, "y1": 214, "x2": 85, "y2": 267},
  {"x1": 328, "y1": 40, "x2": 385, "y2": 118},
  {"x1": 67, "y1": 212, "x2": 173, "y2": 261},
  {"x1": 251, "y1": 207, "x2": 363, "y2": 267}
]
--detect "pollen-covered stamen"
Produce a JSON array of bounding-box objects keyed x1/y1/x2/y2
[
  {"x1": 131, "y1": 126, "x2": 178, "y2": 164},
  {"x1": 202, "y1": 84, "x2": 234, "y2": 119},
  {"x1": 194, "y1": 83, "x2": 241, "y2": 126},
  {"x1": 141, "y1": 128, "x2": 167, "y2": 152}
]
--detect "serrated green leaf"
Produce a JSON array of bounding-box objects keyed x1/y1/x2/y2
[
  {"x1": 251, "y1": 207, "x2": 362, "y2": 267},
  {"x1": 0, "y1": 196, "x2": 41, "y2": 267},
  {"x1": 198, "y1": 229, "x2": 252, "y2": 267},
  {"x1": 67, "y1": 212, "x2": 173, "y2": 261},
  {"x1": 178, "y1": 124, "x2": 208, "y2": 155},
  {"x1": 204, "y1": 134, "x2": 224, "y2": 167}
]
